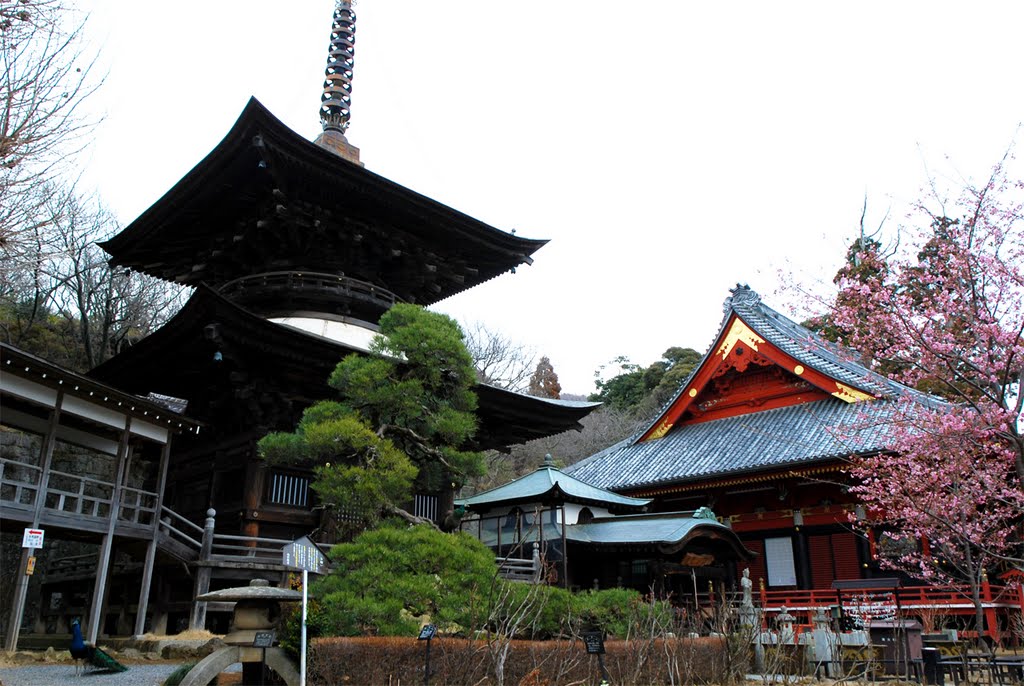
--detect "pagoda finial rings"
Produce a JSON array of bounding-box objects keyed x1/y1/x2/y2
[{"x1": 320, "y1": 1, "x2": 357, "y2": 134}]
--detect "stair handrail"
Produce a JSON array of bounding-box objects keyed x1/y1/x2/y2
[
  {"x1": 159, "y1": 505, "x2": 204, "y2": 549},
  {"x1": 212, "y1": 532, "x2": 292, "y2": 559}
]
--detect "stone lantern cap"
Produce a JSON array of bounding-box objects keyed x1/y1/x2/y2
[{"x1": 196, "y1": 578, "x2": 303, "y2": 603}]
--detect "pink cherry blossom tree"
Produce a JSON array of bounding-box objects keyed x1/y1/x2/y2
[{"x1": 828, "y1": 159, "x2": 1023, "y2": 637}]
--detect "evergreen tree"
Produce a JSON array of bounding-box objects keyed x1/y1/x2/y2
[
  {"x1": 527, "y1": 355, "x2": 561, "y2": 398},
  {"x1": 258, "y1": 304, "x2": 485, "y2": 526},
  {"x1": 589, "y1": 347, "x2": 701, "y2": 415}
]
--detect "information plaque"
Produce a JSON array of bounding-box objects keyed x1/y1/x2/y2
[
  {"x1": 282, "y1": 536, "x2": 326, "y2": 574},
  {"x1": 582, "y1": 631, "x2": 605, "y2": 655},
  {"x1": 253, "y1": 630, "x2": 276, "y2": 648}
]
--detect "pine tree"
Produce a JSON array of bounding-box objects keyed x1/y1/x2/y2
[{"x1": 258, "y1": 304, "x2": 485, "y2": 527}]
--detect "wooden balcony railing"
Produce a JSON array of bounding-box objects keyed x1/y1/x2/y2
[
  {"x1": 0, "y1": 457, "x2": 158, "y2": 532},
  {"x1": 759, "y1": 585, "x2": 1021, "y2": 611}
]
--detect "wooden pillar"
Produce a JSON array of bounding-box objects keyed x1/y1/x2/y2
[
  {"x1": 794, "y1": 529, "x2": 811, "y2": 589},
  {"x1": 242, "y1": 456, "x2": 264, "y2": 539},
  {"x1": 4, "y1": 392, "x2": 63, "y2": 651},
  {"x1": 150, "y1": 578, "x2": 169, "y2": 636},
  {"x1": 87, "y1": 420, "x2": 132, "y2": 645},
  {"x1": 134, "y1": 440, "x2": 173, "y2": 638},
  {"x1": 189, "y1": 508, "x2": 216, "y2": 631},
  {"x1": 560, "y1": 505, "x2": 568, "y2": 588}
]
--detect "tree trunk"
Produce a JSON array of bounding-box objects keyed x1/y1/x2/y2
[{"x1": 965, "y1": 546, "x2": 987, "y2": 646}]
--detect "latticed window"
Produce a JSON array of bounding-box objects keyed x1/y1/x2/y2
[
  {"x1": 414, "y1": 494, "x2": 438, "y2": 522},
  {"x1": 268, "y1": 472, "x2": 310, "y2": 508}
]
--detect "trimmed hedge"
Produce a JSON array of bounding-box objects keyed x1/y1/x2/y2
[{"x1": 308, "y1": 635, "x2": 730, "y2": 685}]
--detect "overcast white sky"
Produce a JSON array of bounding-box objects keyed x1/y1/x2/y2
[{"x1": 73, "y1": 1, "x2": 1023, "y2": 395}]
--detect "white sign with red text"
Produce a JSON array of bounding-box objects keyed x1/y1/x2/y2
[{"x1": 22, "y1": 528, "x2": 44, "y2": 549}]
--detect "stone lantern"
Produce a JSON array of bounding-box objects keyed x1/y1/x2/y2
[{"x1": 180, "y1": 579, "x2": 302, "y2": 686}]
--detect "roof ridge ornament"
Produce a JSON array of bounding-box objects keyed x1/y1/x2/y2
[
  {"x1": 314, "y1": 1, "x2": 363, "y2": 165},
  {"x1": 724, "y1": 283, "x2": 761, "y2": 312}
]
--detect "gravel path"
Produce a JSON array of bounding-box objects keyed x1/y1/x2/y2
[{"x1": 0, "y1": 663, "x2": 241, "y2": 686}]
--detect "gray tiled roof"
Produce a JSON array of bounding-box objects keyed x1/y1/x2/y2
[
  {"x1": 727, "y1": 287, "x2": 933, "y2": 402},
  {"x1": 457, "y1": 466, "x2": 651, "y2": 511},
  {"x1": 566, "y1": 512, "x2": 734, "y2": 546},
  {"x1": 565, "y1": 286, "x2": 944, "y2": 492},
  {"x1": 567, "y1": 397, "x2": 899, "y2": 490}
]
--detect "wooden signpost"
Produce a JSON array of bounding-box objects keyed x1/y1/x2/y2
[{"x1": 282, "y1": 536, "x2": 327, "y2": 686}]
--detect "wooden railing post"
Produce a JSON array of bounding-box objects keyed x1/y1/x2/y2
[
  {"x1": 531, "y1": 542, "x2": 541, "y2": 583},
  {"x1": 4, "y1": 393, "x2": 62, "y2": 651},
  {"x1": 87, "y1": 421, "x2": 132, "y2": 645},
  {"x1": 981, "y1": 569, "x2": 999, "y2": 642},
  {"x1": 189, "y1": 508, "x2": 216, "y2": 631},
  {"x1": 759, "y1": 578, "x2": 768, "y2": 629}
]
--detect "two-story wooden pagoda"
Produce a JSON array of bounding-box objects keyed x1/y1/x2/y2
[
  {"x1": 90, "y1": 4, "x2": 596, "y2": 545},
  {"x1": 68, "y1": 2, "x2": 599, "y2": 636}
]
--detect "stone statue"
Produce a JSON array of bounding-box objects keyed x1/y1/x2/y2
[{"x1": 741, "y1": 567, "x2": 753, "y2": 608}]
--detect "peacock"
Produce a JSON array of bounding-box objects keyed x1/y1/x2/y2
[{"x1": 70, "y1": 618, "x2": 128, "y2": 676}]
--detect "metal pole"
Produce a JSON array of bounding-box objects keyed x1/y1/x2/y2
[
  {"x1": 424, "y1": 637, "x2": 431, "y2": 686},
  {"x1": 301, "y1": 568, "x2": 308, "y2": 686},
  {"x1": 597, "y1": 652, "x2": 611, "y2": 685}
]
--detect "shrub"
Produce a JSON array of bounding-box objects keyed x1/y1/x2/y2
[
  {"x1": 303, "y1": 523, "x2": 499, "y2": 638},
  {"x1": 570, "y1": 587, "x2": 674, "y2": 638},
  {"x1": 308, "y1": 636, "x2": 728, "y2": 685}
]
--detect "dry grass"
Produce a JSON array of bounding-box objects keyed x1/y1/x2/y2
[{"x1": 137, "y1": 629, "x2": 221, "y2": 641}]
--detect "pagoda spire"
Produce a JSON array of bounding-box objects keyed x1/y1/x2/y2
[{"x1": 314, "y1": 0, "x2": 362, "y2": 165}]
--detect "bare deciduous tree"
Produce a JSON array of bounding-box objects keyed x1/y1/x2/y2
[
  {"x1": 463, "y1": 321, "x2": 536, "y2": 391},
  {"x1": 1, "y1": 186, "x2": 185, "y2": 370},
  {"x1": 469, "y1": 405, "x2": 641, "y2": 492},
  {"x1": 1, "y1": 0, "x2": 100, "y2": 251}
]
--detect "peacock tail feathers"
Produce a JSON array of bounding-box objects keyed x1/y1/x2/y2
[
  {"x1": 69, "y1": 619, "x2": 128, "y2": 672},
  {"x1": 89, "y1": 646, "x2": 128, "y2": 672}
]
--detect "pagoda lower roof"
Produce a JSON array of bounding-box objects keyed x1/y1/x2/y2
[
  {"x1": 98, "y1": 98, "x2": 547, "y2": 306},
  {"x1": 87, "y1": 287, "x2": 597, "y2": 450}
]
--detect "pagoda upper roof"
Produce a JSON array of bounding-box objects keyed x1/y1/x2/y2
[
  {"x1": 88, "y1": 287, "x2": 598, "y2": 450},
  {"x1": 567, "y1": 285, "x2": 944, "y2": 493},
  {"x1": 99, "y1": 98, "x2": 547, "y2": 307}
]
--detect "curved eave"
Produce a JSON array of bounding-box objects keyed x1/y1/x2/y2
[
  {"x1": 88, "y1": 288, "x2": 596, "y2": 447},
  {"x1": 86, "y1": 286, "x2": 364, "y2": 407},
  {"x1": 473, "y1": 385, "x2": 601, "y2": 448},
  {"x1": 658, "y1": 523, "x2": 757, "y2": 561},
  {"x1": 99, "y1": 98, "x2": 546, "y2": 305},
  {"x1": 459, "y1": 482, "x2": 648, "y2": 515},
  {"x1": 566, "y1": 519, "x2": 755, "y2": 561},
  {"x1": 619, "y1": 456, "x2": 853, "y2": 496}
]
